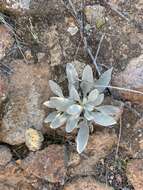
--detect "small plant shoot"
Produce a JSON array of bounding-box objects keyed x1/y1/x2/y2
[{"x1": 44, "y1": 63, "x2": 120, "y2": 154}]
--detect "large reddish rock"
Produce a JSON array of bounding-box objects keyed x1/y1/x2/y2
[
  {"x1": 20, "y1": 145, "x2": 67, "y2": 185},
  {"x1": 113, "y1": 54, "x2": 143, "y2": 104},
  {"x1": 0, "y1": 59, "x2": 52, "y2": 145},
  {"x1": 68, "y1": 130, "x2": 117, "y2": 176},
  {"x1": 0, "y1": 161, "x2": 43, "y2": 190},
  {"x1": 64, "y1": 177, "x2": 114, "y2": 190},
  {"x1": 127, "y1": 159, "x2": 143, "y2": 190}
]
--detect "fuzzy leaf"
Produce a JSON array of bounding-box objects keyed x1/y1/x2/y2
[
  {"x1": 43, "y1": 101, "x2": 55, "y2": 108},
  {"x1": 69, "y1": 85, "x2": 80, "y2": 102},
  {"x1": 44, "y1": 112, "x2": 58, "y2": 123},
  {"x1": 80, "y1": 81, "x2": 93, "y2": 96},
  {"x1": 84, "y1": 103, "x2": 94, "y2": 111},
  {"x1": 49, "y1": 80, "x2": 64, "y2": 97},
  {"x1": 96, "y1": 105, "x2": 121, "y2": 117},
  {"x1": 84, "y1": 110, "x2": 94, "y2": 121},
  {"x1": 76, "y1": 121, "x2": 89, "y2": 154},
  {"x1": 66, "y1": 104, "x2": 83, "y2": 115},
  {"x1": 66, "y1": 63, "x2": 79, "y2": 89},
  {"x1": 94, "y1": 68, "x2": 113, "y2": 92},
  {"x1": 88, "y1": 89, "x2": 99, "y2": 102},
  {"x1": 82, "y1": 65, "x2": 94, "y2": 83},
  {"x1": 49, "y1": 97, "x2": 74, "y2": 111},
  {"x1": 93, "y1": 112, "x2": 117, "y2": 126},
  {"x1": 50, "y1": 113, "x2": 67, "y2": 129},
  {"x1": 66, "y1": 116, "x2": 79, "y2": 133},
  {"x1": 85, "y1": 93, "x2": 104, "y2": 109}
]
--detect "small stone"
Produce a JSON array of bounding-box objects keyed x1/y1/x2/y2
[
  {"x1": 85, "y1": 5, "x2": 106, "y2": 28},
  {"x1": 21, "y1": 145, "x2": 67, "y2": 184},
  {"x1": 66, "y1": 16, "x2": 78, "y2": 36},
  {"x1": 113, "y1": 54, "x2": 143, "y2": 104},
  {"x1": 0, "y1": 146, "x2": 12, "y2": 166},
  {"x1": 127, "y1": 159, "x2": 143, "y2": 190},
  {"x1": 64, "y1": 177, "x2": 114, "y2": 190},
  {"x1": 68, "y1": 152, "x2": 81, "y2": 167},
  {"x1": 0, "y1": 24, "x2": 14, "y2": 60},
  {"x1": 25, "y1": 128, "x2": 44, "y2": 151}
]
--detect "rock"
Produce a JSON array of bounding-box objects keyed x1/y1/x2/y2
[
  {"x1": 46, "y1": 25, "x2": 63, "y2": 66},
  {"x1": 25, "y1": 127, "x2": 44, "y2": 151},
  {"x1": 21, "y1": 145, "x2": 67, "y2": 184},
  {"x1": 113, "y1": 54, "x2": 143, "y2": 104},
  {"x1": 0, "y1": 0, "x2": 65, "y2": 15},
  {"x1": 0, "y1": 146, "x2": 12, "y2": 166},
  {"x1": 0, "y1": 24, "x2": 14, "y2": 60},
  {"x1": 0, "y1": 162, "x2": 38, "y2": 189},
  {"x1": 85, "y1": 5, "x2": 106, "y2": 28},
  {"x1": 0, "y1": 59, "x2": 52, "y2": 145},
  {"x1": 68, "y1": 130, "x2": 117, "y2": 176},
  {"x1": 126, "y1": 118, "x2": 143, "y2": 158},
  {"x1": 64, "y1": 177, "x2": 113, "y2": 190},
  {"x1": 0, "y1": 76, "x2": 7, "y2": 110},
  {"x1": 127, "y1": 159, "x2": 143, "y2": 190},
  {"x1": 65, "y1": 17, "x2": 78, "y2": 36}
]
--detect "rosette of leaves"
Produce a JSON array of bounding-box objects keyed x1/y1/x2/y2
[{"x1": 44, "y1": 63, "x2": 120, "y2": 154}]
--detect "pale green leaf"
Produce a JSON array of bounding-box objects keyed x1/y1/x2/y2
[
  {"x1": 66, "y1": 63, "x2": 79, "y2": 89},
  {"x1": 94, "y1": 68, "x2": 113, "y2": 93},
  {"x1": 80, "y1": 81, "x2": 93, "y2": 96},
  {"x1": 50, "y1": 113, "x2": 67, "y2": 129},
  {"x1": 76, "y1": 122, "x2": 89, "y2": 154},
  {"x1": 88, "y1": 89, "x2": 99, "y2": 102},
  {"x1": 93, "y1": 112, "x2": 117, "y2": 126},
  {"x1": 43, "y1": 101, "x2": 55, "y2": 108},
  {"x1": 49, "y1": 80, "x2": 64, "y2": 97},
  {"x1": 84, "y1": 110, "x2": 94, "y2": 121},
  {"x1": 70, "y1": 85, "x2": 80, "y2": 102},
  {"x1": 66, "y1": 116, "x2": 79, "y2": 133},
  {"x1": 85, "y1": 93, "x2": 104, "y2": 109},
  {"x1": 82, "y1": 65, "x2": 93, "y2": 83},
  {"x1": 96, "y1": 105, "x2": 121, "y2": 117},
  {"x1": 49, "y1": 97, "x2": 74, "y2": 111},
  {"x1": 44, "y1": 111, "x2": 58, "y2": 123},
  {"x1": 66, "y1": 104, "x2": 83, "y2": 115}
]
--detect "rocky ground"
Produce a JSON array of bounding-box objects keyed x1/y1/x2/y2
[{"x1": 0, "y1": 0, "x2": 143, "y2": 189}]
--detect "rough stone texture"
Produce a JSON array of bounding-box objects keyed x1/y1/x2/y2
[
  {"x1": 0, "y1": 59, "x2": 52, "y2": 145},
  {"x1": 0, "y1": 0, "x2": 65, "y2": 15},
  {"x1": 0, "y1": 76, "x2": 7, "y2": 111},
  {"x1": 127, "y1": 159, "x2": 143, "y2": 190},
  {"x1": 0, "y1": 162, "x2": 38, "y2": 190},
  {"x1": 113, "y1": 54, "x2": 143, "y2": 103},
  {"x1": 20, "y1": 145, "x2": 66, "y2": 185},
  {"x1": 126, "y1": 118, "x2": 143, "y2": 158},
  {"x1": 68, "y1": 130, "x2": 117, "y2": 176},
  {"x1": 85, "y1": 5, "x2": 106, "y2": 28},
  {"x1": 0, "y1": 146, "x2": 12, "y2": 166},
  {"x1": 0, "y1": 25, "x2": 14, "y2": 60},
  {"x1": 64, "y1": 177, "x2": 114, "y2": 190},
  {"x1": 46, "y1": 25, "x2": 63, "y2": 66}
]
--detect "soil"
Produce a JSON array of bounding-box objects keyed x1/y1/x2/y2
[{"x1": 0, "y1": 0, "x2": 143, "y2": 189}]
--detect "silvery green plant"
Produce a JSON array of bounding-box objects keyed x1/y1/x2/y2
[{"x1": 44, "y1": 63, "x2": 120, "y2": 153}]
